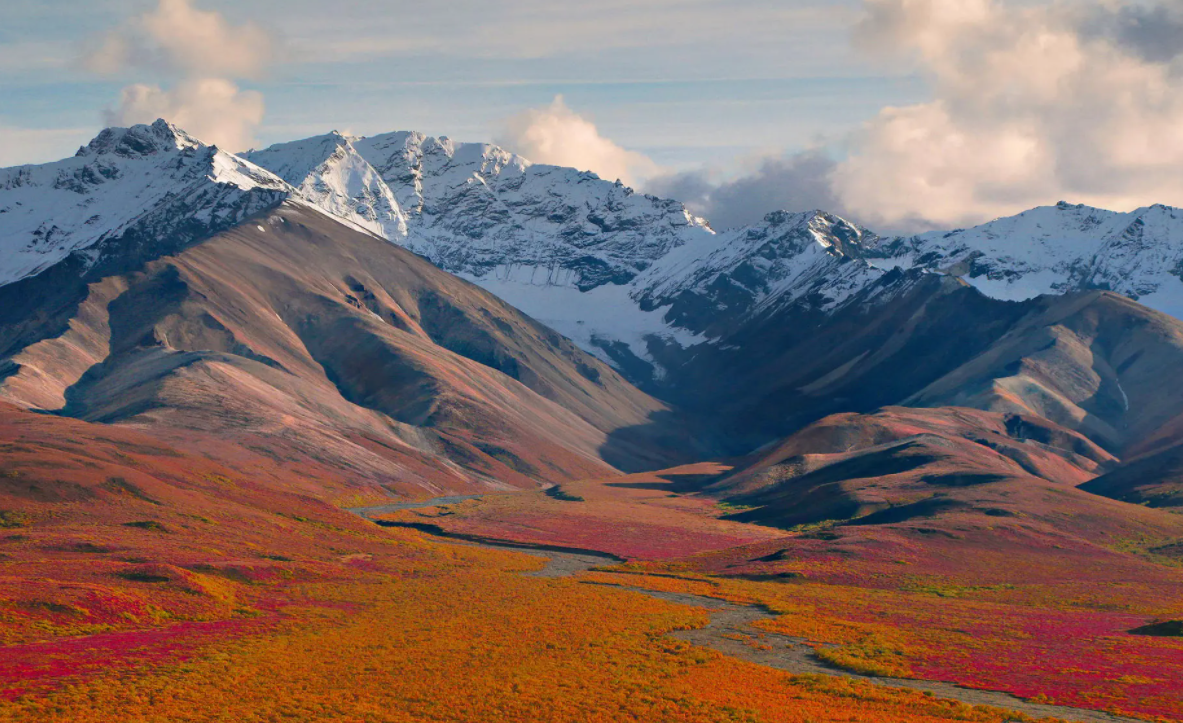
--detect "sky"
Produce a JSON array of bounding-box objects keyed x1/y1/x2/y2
[{"x1": 3, "y1": 0, "x2": 1183, "y2": 232}]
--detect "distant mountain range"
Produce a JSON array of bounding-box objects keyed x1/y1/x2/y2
[{"x1": 3, "y1": 120, "x2": 1183, "y2": 517}]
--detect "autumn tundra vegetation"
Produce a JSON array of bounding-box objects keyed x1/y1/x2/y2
[
  {"x1": 6, "y1": 112, "x2": 1183, "y2": 723},
  {"x1": 0, "y1": 403, "x2": 1178, "y2": 723}
]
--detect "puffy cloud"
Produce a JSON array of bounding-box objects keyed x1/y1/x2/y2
[
  {"x1": 103, "y1": 79, "x2": 265, "y2": 151},
  {"x1": 496, "y1": 96, "x2": 658, "y2": 187},
  {"x1": 82, "y1": 0, "x2": 272, "y2": 78},
  {"x1": 82, "y1": 0, "x2": 271, "y2": 151},
  {"x1": 831, "y1": 0, "x2": 1183, "y2": 230},
  {"x1": 645, "y1": 150, "x2": 844, "y2": 230},
  {"x1": 635, "y1": 1, "x2": 1183, "y2": 233}
]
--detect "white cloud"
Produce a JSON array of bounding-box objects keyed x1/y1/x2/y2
[
  {"x1": 83, "y1": 0, "x2": 272, "y2": 78},
  {"x1": 831, "y1": 0, "x2": 1183, "y2": 230},
  {"x1": 82, "y1": 0, "x2": 272, "y2": 150},
  {"x1": 496, "y1": 96, "x2": 658, "y2": 187},
  {"x1": 645, "y1": 150, "x2": 844, "y2": 230},
  {"x1": 628, "y1": 1, "x2": 1183, "y2": 233},
  {"x1": 102, "y1": 79, "x2": 265, "y2": 151}
]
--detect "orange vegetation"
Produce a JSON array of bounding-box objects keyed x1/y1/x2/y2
[
  {"x1": 4, "y1": 546, "x2": 1052, "y2": 723},
  {"x1": 392, "y1": 454, "x2": 1183, "y2": 721},
  {"x1": 0, "y1": 404, "x2": 1062, "y2": 723}
]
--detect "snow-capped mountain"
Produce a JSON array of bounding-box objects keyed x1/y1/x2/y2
[
  {"x1": 0, "y1": 120, "x2": 292, "y2": 287},
  {"x1": 11, "y1": 120, "x2": 1183, "y2": 385},
  {"x1": 243, "y1": 132, "x2": 409, "y2": 240},
  {"x1": 474, "y1": 211, "x2": 895, "y2": 378},
  {"x1": 870, "y1": 201, "x2": 1183, "y2": 318},
  {"x1": 241, "y1": 132, "x2": 884, "y2": 372},
  {"x1": 249, "y1": 129, "x2": 714, "y2": 292},
  {"x1": 633, "y1": 211, "x2": 887, "y2": 334},
  {"x1": 349, "y1": 131, "x2": 711, "y2": 291}
]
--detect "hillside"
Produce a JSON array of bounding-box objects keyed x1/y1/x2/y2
[{"x1": 0, "y1": 197, "x2": 687, "y2": 496}]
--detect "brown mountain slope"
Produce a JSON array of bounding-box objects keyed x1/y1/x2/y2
[
  {"x1": 1081, "y1": 445, "x2": 1183, "y2": 511},
  {"x1": 649, "y1": 274, "x2": 1183, "y2": 462},
  {"x1": 704, "y1": 406, "x2": 1119, "y2": 530},
  {"x1": 0, "y1": 204, "x2": 684, "y2": 498},
  {"x1": 905, "y1": 291, "x2": 1183, "y2": 453},
  {"x1": 648, "y1": 275, "x2": 1036, "y2": 453}
]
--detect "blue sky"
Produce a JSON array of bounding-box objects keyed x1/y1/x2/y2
[
  {"x1": 5, "y1": 1, "x2": 1183, "y2": 232},
  {"x1": 0, "y1": 0, "x2": 924, "y2": 169}
]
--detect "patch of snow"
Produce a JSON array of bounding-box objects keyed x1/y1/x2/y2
[
  {"x1": 470, "y1": 271, "x2": 707, "y2": 369},
  {"x1": 0, "y1": 119, "x2": 293, "y2": 287},
  {"x1": 869, "y1": 201, "x2": 1183, "y2": 319},
  {"x1": 245, "y1": 132, "x2": 409, "y2": 241}
]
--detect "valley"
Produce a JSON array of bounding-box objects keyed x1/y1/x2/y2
[
  {"x1": 342, "y1": 523, "x2": 1151, "y2": 723},
  {"x1": 0, "y1": 120, "x2": 1181, "y2": 722}
]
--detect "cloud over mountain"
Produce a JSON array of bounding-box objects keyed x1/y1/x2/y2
[
  {"x1": 101, "y1": 79, "x2": 265, "y2": 152},
  {"x1": 831, "y1": 0, "x2": 1183, "y2": 230},
  {"x1": 496, "y1": 96, "x2": 657, "y2": 187},
  {"x1": 82, "y1": 0, "x2": 272, "y2": 151},
  {"x1": 636, "y1": 0, "x2": 1183, "y2": 233},
  {"x1": 645, "y1": 150, "x2": 844, "y2": 230}
]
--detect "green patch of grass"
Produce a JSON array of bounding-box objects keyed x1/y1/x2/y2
[
  {"x1": 716, "y1": 502, "x2": 758, "y2": 513},
  {"x1": 902, "y1": 583, "x2": 1018, "y2": 598},
  {"x1": 784, "y1": 519, "x2": 843, "y2": 540}
]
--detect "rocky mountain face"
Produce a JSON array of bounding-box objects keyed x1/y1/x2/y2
[
  {"x1": 0, "y1": 125, "x2": 699, "y2": 496},
  {"x1": 242, "y1": 131, "x2": 888, "y2": 377},
  {"x1": 8, "y1": 120, "x2": 1183, "y2": 507},
  {"x1": 240, "y1": 132, "x2": 1183, "y2": 397},
  {"x1": 243, "y1": 132, "x2": 409, "y2": 241},
  {"x1": 248, "y1": 130, "x2": 708, "y2": 292},
  {"x1": 867, "y1": 202, "x2": 1183, "y2": 317},
  {"x1": 0, "y1": 120, "x2": 291, "y2": 288},
  {"x1": 13, "y1": 122, "x2": 1183, "y2": 379},
  {"x1": 21, "y1": 122, "x2": 1183, "y2": 401}
]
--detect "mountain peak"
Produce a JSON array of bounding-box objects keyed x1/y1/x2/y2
[
  {"x1": 1, "y1": 119, "x2": 291, "y2": 288},
  {"x1": 76, "y1": 119, "x2": 200, "y2": 159},
  {"x1": 244, "y1": 131, "x2": 409, "y2": 240}
]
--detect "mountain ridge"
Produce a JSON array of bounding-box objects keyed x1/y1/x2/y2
[
  {"x1": 12, "y1": 121, "x2": 1183, "y2": 384},
  {"x1": 9, "y1": 121, "x2": 1183, "y2": 480}
]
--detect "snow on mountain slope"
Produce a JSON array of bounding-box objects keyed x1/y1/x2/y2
[
  {"x1": 240, "y1": 129, "x2": 724, "y2": 369},
  {"x1": 633, "y1": 211, "x2": 889, "y2": 336},
  {"x1": 244, "y1": 131, "x2": 887, "y2": 370},
  {"x1": 12, "y1": 120, "x2": 1183, "y2": 386},
  {"x1": 244, "y1": 132, "x2": 408, "y2": 240},
  {"x1": 870, "y1": 202, "x2": 1183, "y2": 318},
  {"x1": 349, "y1": 131, "x2": 711, "y2": 291},
  {"x1": 0, "y1": 120, "x2": 293, "y2": 287}
]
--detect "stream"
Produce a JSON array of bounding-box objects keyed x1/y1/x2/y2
[{"x1": 351, "y1": 499, "x2": 1145, "y2": 723}]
